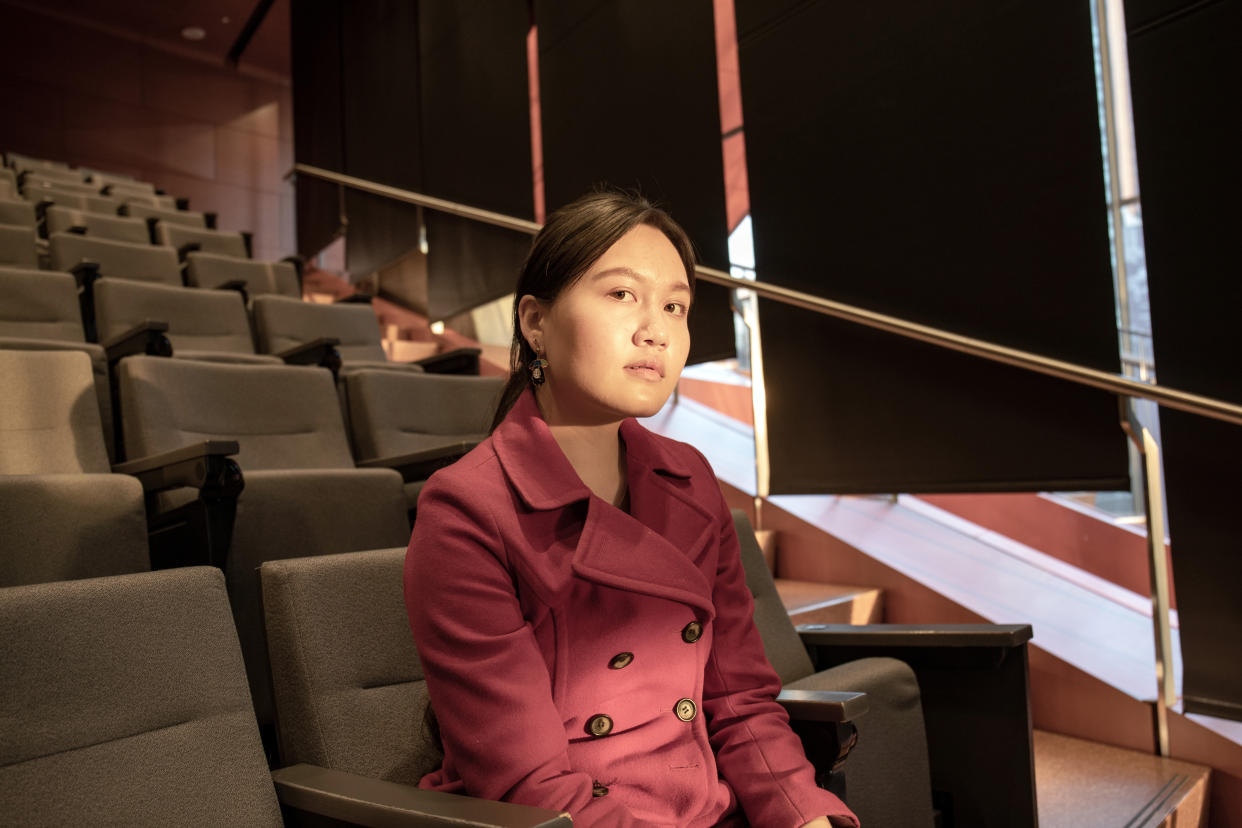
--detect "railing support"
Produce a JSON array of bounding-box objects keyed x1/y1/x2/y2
[{"x1": 1120, "y1": 398, "x2": 1176, "y2": 756}]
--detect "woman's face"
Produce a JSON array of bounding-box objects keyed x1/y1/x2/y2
[{"x1": 523, "y1": 223, "x2": 692, "y2": 425}]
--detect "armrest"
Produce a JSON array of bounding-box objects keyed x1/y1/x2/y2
[
  {"x1": 204, "y1": 210, "x2": 218, "y2": 229},
  {"x1": 271, "y1": 764, "x2": 572, "y2": 828},
  {"x1": 67, "y1": 225, "x2": 88, "y2": 235},
  {"x1": 277, "y1": 337, "x2": 342, "y2": 373},
  {"x1": 796, "y1": 624, "x2": 1033, "y2": 649},
  {"x1": 776, "y1": 688, "x2": 868, "y2": 723},
  {"x1": 241, "y1": 230, "x2": 253, "y2": 258},
  {"x1": 357, "y1": 440, "x2": 478, "y2": 481},
  {"x1": 102, "y1": 319, "x2": 173, "y2": 363},
  {"x1": 176, "y1": 197, "x2": 191, "y2": 211},
  {"x1": 177, "y1": 241, "x2": 202, "y2": 260},
  {"x1": 69, "y1": 260, "x2": 100, "y2": 290},
  {"x1": 112, "y1": 439, "x2": 241, "y2": 494},
  {"x1": 215, "y1": 279, "x2": 249, "y2": 304},
  {"x1": 413, "y1": 346, "x2": 482, "y2": 375}
]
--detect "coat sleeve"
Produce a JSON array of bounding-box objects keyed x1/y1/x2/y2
[
  {"x1": 694, "y1": 458, "x2": 861, "y2": 828},
  {"x1": 405, "y1": 470, "x2": 660, "y2": 828}
]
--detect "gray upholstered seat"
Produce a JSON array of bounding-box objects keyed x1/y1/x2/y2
[
  {"x1": 118, "y1": 191, "x2": 179, "y2": 211},
  {"x1": 49, "y1": 231, "x2": 181, "y2": 286},
  {"x1": 0, "y1": 267, "x2": 115, "y2": 459},
  {"x1": 21, "y1": 186, "x2": 120, "y2": 215},
  {"x1": 0, "y1": 350, "x2": 147, "y2": 586},
  {"x1": 93, "y1": 279, "x2": 280, "y2": 365},
  {"x1": 4, "y1": 152, "x2": 73, "y2": 175},
  {"x1": 96, "y1": 177, "x2": 156, "y2": 197},
  {"x1": 0, "y1": 199, "x2": 36, "y2": 229},
  {"x1": 263, "y1": 547, "x2": 440, "y2": 784},
  {"x1": 117, "y1": 355, "x2": 412, "y2": 730},
  {"x1": 344, "y1": 370, "x2": 502, "y2": 506},
  {"x1": 0, "y1": 225, "x2": 37, "y2": 268},
  {"x1": 252, "y1": 295, "x2": 426, "y2": 375},
  {"x1": 186, "y1": 250, "x2": 300, "y2": 298},
  {"x1": 157, "y1": 220, "x2": 248, "y2": 258},
  {"x1": 122, "y1": 201, "x2": 207, "y2": 229},
  {"x1": 46, "y1": 205, "x2": 150, "y2": 244},
  {"x1": 0, "y1": 167, "x2": 17, "y2": 200},
  {"x1": 0, "y1": 567, "x2": 284, "y2": 825},
  {"x1": 22, "y1": 174, "x2": 95, "y2": 195}
]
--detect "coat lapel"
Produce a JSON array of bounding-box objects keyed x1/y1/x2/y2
[{"x1": 492, "y1": 391, "x2": 717, "y2": 617}]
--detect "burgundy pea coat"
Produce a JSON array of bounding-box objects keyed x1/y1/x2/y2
[{"x1": 405, "y1": 390, "x2": 857, "y2": 828}]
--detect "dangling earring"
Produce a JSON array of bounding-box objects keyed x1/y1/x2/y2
[{"x1": 528, "y1": 356, "x2": 549, "y2": 386}]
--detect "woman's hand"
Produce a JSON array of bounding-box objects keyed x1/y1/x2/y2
[{"x1": 799, "y1": 818, "x2": 833, "y2": 828}]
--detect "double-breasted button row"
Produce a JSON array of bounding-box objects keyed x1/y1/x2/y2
[
  {"x1": 674, "y1": 697, "x2": 697, "y2": 722},
  {"x1": 681, "y1": 620, "x2": 703, "y2": 643},
  {"x1": 608, "y1": 651, "x2": 634, "y2": 670},
  {"x1": 586, "y1": 714, "x2": 613, "y2": 737},
  {"x1": 592, "y1": 782, "x2": 609, "y2": 797}
]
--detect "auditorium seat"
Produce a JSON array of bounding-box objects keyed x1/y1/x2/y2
[
  {"x1": 186, "y1": 250, "x2": 300, "y2": 298},
  {"x1": 4, "y1": 152, "x2": 71, "y2": 175},
  {"x1": 22, "y1": 186, "x2": 120, "y2": 216},
  {"x1": 122, "y1": 201, "x2": 209, "y2": 230},
  {"x1": 344, "y1": 370, "x2": 502, "y2": 509},
  {"x1": 21, "y1": 174, "x2": 95, "y2": 195},
  {"x1": 46, "y1": 205, "x2": 150, "y2": 244},
  {"x1": 735, "y1": 510, "x2": 1037, "y2": 827},
  {"x1": 49, "y1": 231, "x2": 181, "y2": 286},
  {"x1": 116, "y1": 355, "x2": 413, "y2": 735},
  {"x1": 0, "y1": 566, "x2": 571, "y2": 828},
  {"x1": 0, "y1": 199, "x2": 37, "y2": 231},
  {"x1": 0, "y1": 350, "x2": 147, "y2": 586},
  {"x1": 98, "y1": 178, "x2": 156, "y2": 197},
  {"x1": 93, "y1": 279, "x2": 280, "y2": 365},
  {"x1": 0, "y1": 167, "x2": 17, "y2": 199},
  {"x1": 0, "y1": 225, "x2": 37, "y2": 268},
  {"x1": 156, "y1": 220, "x2": 249, "y2": 259},
  {"x1": 0, "y1": 267, "x2": 116, "y2": 459},
  {"x1": 115, "y1": 191, "x2": 179, "y2": 211}
]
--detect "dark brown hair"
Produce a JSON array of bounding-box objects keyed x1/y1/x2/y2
[{"x1": 490, "y1": 188, "x2": 697, "y2": 431}]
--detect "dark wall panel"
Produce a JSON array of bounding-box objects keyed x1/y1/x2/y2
[
  {"x1": 537, "y1": 0, "x2": 736, "y2": 365},
  {"x1": 419, "y1": 0, "x2": 533, "y2": 320},
  {"x1": 291, "y1": 0, "x2": 344, "y2": 259},
  {"x1": 737, "y1": 0, "x2": 1129, "y2": 493},
  {"x1": 339, "y1": 0, "x2": 423, "y2": 277},
  {"x1": 1125, "y1": 0, "x2": 1242, "y2": 720}
]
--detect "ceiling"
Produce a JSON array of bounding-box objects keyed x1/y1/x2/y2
[{"x1": 27, "y1": 0, "x2": 290, "y2": 81}]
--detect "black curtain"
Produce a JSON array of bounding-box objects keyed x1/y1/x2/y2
[
  {"x1": 1125, "y1": 0, "x2": 1242, "y2": 721},
  {"x1": 291, "y1": 0, "x2": 344, "y2": 259},
  {"x1": 419, "y1": 0, "x2": 533, "y2": 321},
  {"x1": 736, "y1": 0, "x2": 1130, "y2": 493},
  {"x1": 536, "y1": 0, "x2": 737, "y2": 365}
]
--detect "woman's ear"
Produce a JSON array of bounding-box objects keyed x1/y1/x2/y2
[{"x1": 517, "y1": 295, "x2": 546, "y2": 353}]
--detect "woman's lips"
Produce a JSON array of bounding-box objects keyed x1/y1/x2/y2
[{"x1": 624, "y1": 362, "x2": 664, "y2": 381}]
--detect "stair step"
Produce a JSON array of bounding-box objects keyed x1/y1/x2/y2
[
  {"x1": 1034, "y1": 730, "x2": 1209, "y2": 827},
  {"x1": 775, "y1": 578, "x2": 883, "y2": 625}
]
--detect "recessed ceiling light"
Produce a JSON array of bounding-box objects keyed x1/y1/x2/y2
[{"x1": 181, "y1": 26, "x2": 206, "y2": 41}]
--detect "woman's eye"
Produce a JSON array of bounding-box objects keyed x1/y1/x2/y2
[
  {"x1": 610, "y1": 289, "x2": 634, "y2": 301},
  {"x1": 665, "y1": 302, "x2": 687, "y2": 317}
]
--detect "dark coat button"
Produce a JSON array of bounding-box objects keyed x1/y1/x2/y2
[
  {"x1": 586, "y1": 714, "x2": 614, "y2": 737},
  {"x1": 592, "y1": 782, "x2": 609, "y2": 797},
  {"x1": 675, "y1": 698, "x2": 697, "y2": 722},
  {"x1": 608, "y1": 652, "x2": 634, "y2": 670},
  {"x1": 681, "y1": 620, "x2": 703, "y2": 643}
]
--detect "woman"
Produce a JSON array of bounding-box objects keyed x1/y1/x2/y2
[{"x1": 405, "y1": 190, "x2": 859, "y2": 827}]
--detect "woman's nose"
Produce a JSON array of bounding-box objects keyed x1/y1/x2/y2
[{"x1": 634, "y1": 305, "x2": 668, "y2": 348}]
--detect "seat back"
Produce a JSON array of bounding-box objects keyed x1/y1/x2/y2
[
  {"x1": 22, "y1": 174, "x2": 95, "y2": 195},
  {"x1": 0, "y1": 567, "x2": 283, "y2": 826},
  {"x1": 732, "y1": 509, "x2": 817, "y2": 684},
  {"x1": 21, "y1": 187, "x2": 119, "y2": 215},
  {"x1": 5, "y1": 151, "x2": 71, "y2": 173},
  {"x1": 186, "y1": 251, "x2": 300, "y2": 298},
  {"x1": 120, "y1": 192, "x2": 178, "y2": 211},
  {"x1": 345, "y1": 370, "x2": 501, "y2": 460},
  {"x1": 262, "y1": 547, "x2": 441, "y2": 783},
  {"x1": 0, "y1": 225, "x2": 37, "y2": 268},
  {"x1": 118, "y1": 355, "x2": 355, "y2": 470},
  {"x1": 157, "y1": 221, "x2": 248, "y2": 258},
  {"x1": 46, "y1": 206, "x2": 150, "y2": 244},
  {"x1": 49, "y1": 231, "x2": 180, "y2": 285},
  {"x1": 93, "y1": 279, "x2": 258, "y2": 356},
  {"x1": 0, "y1": 349, "x2": 109, "y2": 474},
  {"x1": 0, "y1": 167, "x2": 16, "y2": 200},
  {"x1": 0, "y1": 268, "x2": 84, "y2": 342},
  {"x1": 0, "y1": 198, "x2": 35, "y2": 228},
  {"x1": 99, "y1": 178, "x2": 156, "y2": 196},
  {"x1": 253, "y1": 295, "x2": 387, "y2": 362},
  {"x1": 123, "y1": 202, "x2": 206, "y2": 228}
]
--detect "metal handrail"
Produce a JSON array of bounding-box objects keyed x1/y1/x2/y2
[{"x1": 290, "y1": 162, "x2": 1242, "y2": 428}]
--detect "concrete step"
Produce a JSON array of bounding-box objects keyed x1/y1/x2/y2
[{"x1": 1034, "y1": 730, "x2": 1210, "y2": 827}]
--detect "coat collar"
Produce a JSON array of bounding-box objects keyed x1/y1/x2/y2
[{"x1": 492, "y1": 389, "x2": 715, "y2": 617}]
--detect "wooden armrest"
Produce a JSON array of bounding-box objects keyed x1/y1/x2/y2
[{"x1": 776, "y1": 688, "x2": 869, "y2": 723}]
